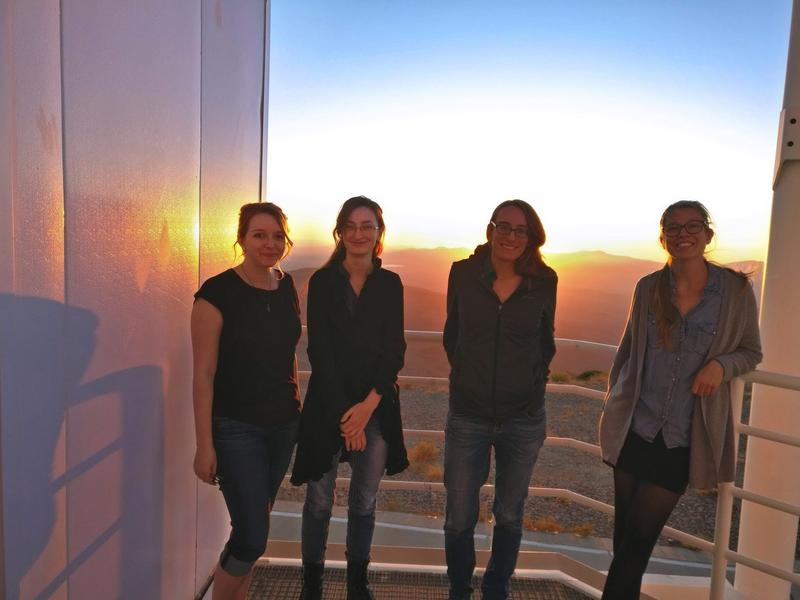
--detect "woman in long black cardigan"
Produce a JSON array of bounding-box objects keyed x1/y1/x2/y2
[{"x1": 292, "y1": 196, "x2": 408, "y2": 600}]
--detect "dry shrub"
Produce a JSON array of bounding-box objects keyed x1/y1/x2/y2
[
  {"x1": 578, "y1": 370, "x2": 609, "y2": 384},
  {"x1": 408, "y1": 441, "x2": 440, "y2": 464},
  {"x1": 550, "y1": 372, "x2": 570, "y2": 383},
  {"x1": 424, "y1": 464, "x2": 443, "y2": 481},
  {"x1": 576, "y1": 370, "x2": 602, "y2": 382},
  {"x1": 478, "y1": 505, "x2": 492, "y2": 523},
  {"x1": 569, "y1": 523, "x2": 595, "y2": 537},
  {"x1": 524, "y1": 516, "x2": 564, "y2": 533},
  {"x1": 381, "y1": 498, "x2": 404, "y2": 513}
]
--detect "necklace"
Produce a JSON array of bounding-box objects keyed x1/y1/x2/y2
[{"x1": 239, "y1": 264, "x2": 273, "y2": 312}]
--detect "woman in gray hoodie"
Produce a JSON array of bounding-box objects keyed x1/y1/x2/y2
[{"x1": 599, "y1": 200, "x2": 762, "y2": 600}]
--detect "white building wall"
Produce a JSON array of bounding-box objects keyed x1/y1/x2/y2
[
  {"x1": 197, "y1": 0, "x2": 268, "y2": 592},
  {"x1": 0, "y1": 1, "x2": 269, "y2": 598}
]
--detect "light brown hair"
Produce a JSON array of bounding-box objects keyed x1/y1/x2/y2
[
  {"x1": 233, "y1": 202, "x2": 293, "y2": 261},
  {"x1": 475, "y1": 199, "x2": 551, "y2": 277},
  {"x1": 326, "y1": 195, "x2": 385, "y2": 265},
  {"x1": 653, "y1": 200, "x2": 748, "y2": 348}
]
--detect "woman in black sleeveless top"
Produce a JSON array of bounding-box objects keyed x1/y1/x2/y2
[{"x1": 192, "y1": 203, "x2": 301, "y2": 600}]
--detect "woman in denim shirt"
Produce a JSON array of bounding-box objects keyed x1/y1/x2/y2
[
  {"x1": 292, "y1": 196, "x2": 408, "y2": 600},
  {"x1": 599, "y1": 201, "x2": 762, "y2": 599}
]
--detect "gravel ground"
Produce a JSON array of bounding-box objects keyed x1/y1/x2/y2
[{"x1": 278, "y1": 380, "x2": 744, "y2": 550}]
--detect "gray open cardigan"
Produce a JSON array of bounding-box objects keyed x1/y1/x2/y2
[{"x1": 599, "y1": 267, "x2": 762, "y2": 490}]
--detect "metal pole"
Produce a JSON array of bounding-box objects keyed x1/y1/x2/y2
[
  {"x1": 735, "y1": 1, "x2": 800, "y2": 597},
  {"x1": 258, "y1": 0, "x2": 270, "y2": 202},
  {"x1": 711, "y1": 482, "x2": 734, "y2": 600},
  {"x1": 710, "y1": 378, "x2": 744, "y2": 599}
]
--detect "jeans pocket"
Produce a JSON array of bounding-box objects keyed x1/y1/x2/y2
[
  {"x1": 524, "y1": 405, "x2": 546, "y2": 424},
  {"x1": 212, "y1": 416, "x2": 259, "y2": 442}
]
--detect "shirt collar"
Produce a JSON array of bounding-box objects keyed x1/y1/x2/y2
[
  {"x1": 668, "y1": 261, "x2": 722, "y2": 295},
  {"x1": 480, "y1": 252, "x2": 533, "y2": 291},
  {"x1": 335, "y1": 257, "x2": 382, "y2": 279}
]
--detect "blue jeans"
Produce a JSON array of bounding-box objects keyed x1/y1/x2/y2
[
  {"x1": 301, "y1": 414, "x2": 388, "y2": 564},
  {"x1": 444, "y1": 409, "x2": 546, "y2": 600},
  {"x1": 213, "y1": 416, "x2": 298, "y2": 576}
]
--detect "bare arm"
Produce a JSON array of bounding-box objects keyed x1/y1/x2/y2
[{"x1": 191, "y1": 298, "x2": 223, "y2": 484}]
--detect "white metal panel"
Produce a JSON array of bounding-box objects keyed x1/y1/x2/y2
[
  {"x1": 0, "y1": 1, "x2": 14, "y2": 294},
  {"x1": 196, "y1": 0, "x2": 271, "y2": 589},
  {"x1": 60, "y1": 2, "x2": 200, "y2": 598},
  {"x1": 736, "y1": 2, "x2": 800, "y2": 598},
  {"x1": 7, "y1": 1, "x2": 65, "y2": 300},
  {"x1": 0, "y1": 2, "x2": 68, "y2": 600},
  {"x1": 199, "y1": 0, "x2": 267, "y2": 277}
]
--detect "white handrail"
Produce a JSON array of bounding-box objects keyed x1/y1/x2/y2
[
  {"x1": 742, "y1": 368, "x2": 800, "y2": 391},
  {"x1": 301, "y1": 324, "x2": 618, "y2": 352},
  {"x1": 731, "y1": 487, "x2": 800, "y2": 517},
  {"x1": 735, "y1": 422, "x2": 800, "y2": 449},
  {"x1": 710, "y1": 374, "x2": 800, "y2": 599},
  {"x1": 294, "y1": 327, "x2": 800, "y2": 596}
]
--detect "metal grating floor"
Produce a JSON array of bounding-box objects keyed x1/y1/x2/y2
[{"x1": 247, "y1": 564, "x2": 592, "y2": 599}]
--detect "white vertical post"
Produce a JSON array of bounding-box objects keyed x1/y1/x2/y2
[
  {"x1": 735, "y1": 1, "x2": 800, "y2": 598},
  {"x1": 711, "y1": 483, "x2": 734, "y2": 600},
  {"x1": 710, "y1": 377, "x2": 744, "y2": 600}
]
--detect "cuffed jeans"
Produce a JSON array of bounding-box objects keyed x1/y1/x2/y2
[
  {"x1": 444, "y1": 409, "x2": 546, "y2": 600},
  {"x1": 213, "y1": 416, "x2": 298, "y2": 576},
  {"x1": 301, "y1": 414, "x2": 388, "y2": 564}
]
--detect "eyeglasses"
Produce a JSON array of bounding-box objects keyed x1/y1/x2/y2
[
  {"x1": 662, "y1": 220, "x2": 707, "y2": 238},
  {"x1": 491, "y1": 221, "x2": 529, "y2": 239},
  {"x1": 341, "y1": 223, "x2": 380, "y2": 236}
]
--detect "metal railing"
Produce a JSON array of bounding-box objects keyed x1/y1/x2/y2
[
  {"x1": 293, "y1": 330, "x2": 800, "y2": 598},
  {"x1": 709, "y1": 370, "x2": 800, "y2": 598}
]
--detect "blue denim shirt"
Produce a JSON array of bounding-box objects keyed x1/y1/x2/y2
[{"x1": 631, "y1": 264, "x2": 722, "y2": 448}]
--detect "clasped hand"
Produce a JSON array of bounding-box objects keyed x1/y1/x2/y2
[{"x1": 340, "y1": 390, "x2": 381, "y2": 451}]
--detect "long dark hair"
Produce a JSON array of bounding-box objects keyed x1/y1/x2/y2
[
  {"x1": 325, "y1": 196, "x2": 386, "y2": 265},
  {"x1": 653, "y1": 200, "x2": 748, "y2": 348},
  {"x1": 233, "y1": 201, "x2": 293, "y2": 260},
  {"x1": 474, "y1": 199, "x2": 550, "y2": 277}
]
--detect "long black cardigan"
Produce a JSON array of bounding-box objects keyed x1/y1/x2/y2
[{"x1": 291, "y1": 260, "x2": 409, "y2": 484}]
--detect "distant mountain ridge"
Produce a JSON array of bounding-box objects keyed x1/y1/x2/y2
[{"x1": 288, "y1": 248, "x2": 763, "y2": 348}]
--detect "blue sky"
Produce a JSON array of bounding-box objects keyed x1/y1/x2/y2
[{"x1": 266, "y1": 1, "x2": 792, "y2": 261}]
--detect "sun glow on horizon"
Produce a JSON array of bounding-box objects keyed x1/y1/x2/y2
[
  {"x1": 267, "y1": 2, "x2": 787, "y2": 265},
  {"x1": 270, "y1": 82, "x2": 773, "y2": 263}
]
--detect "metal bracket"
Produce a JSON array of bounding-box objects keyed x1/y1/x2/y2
[{"x1": 773, "y1": 107, "x2": 800, "y2": 188}]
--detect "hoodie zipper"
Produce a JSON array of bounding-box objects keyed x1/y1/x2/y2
[{"x1": 491, "y1": 301, "x2": 502, "y2": 424}]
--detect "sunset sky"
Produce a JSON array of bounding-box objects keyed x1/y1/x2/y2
[{"x1": 266, "y1": 1, "x2": 792, "y2": 263}]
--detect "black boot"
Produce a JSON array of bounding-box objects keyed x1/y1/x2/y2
[
  {"x1": 299, "y1": 562, "x2": 324, "y2": 600},
  {"x1": 346, "y1": 560, "x2": 376, "y2": 600}
]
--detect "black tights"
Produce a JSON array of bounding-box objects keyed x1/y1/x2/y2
[{"x1": 601, "y1": 468, "x2": 682, "y2": 600}]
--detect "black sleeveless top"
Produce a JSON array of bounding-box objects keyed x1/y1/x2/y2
[{"x1": 194, "y1": 269, "x2": 301, "y2": 427}]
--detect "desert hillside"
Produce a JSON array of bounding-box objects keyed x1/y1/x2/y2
[{"x1": 288, "y1": 248, "x2": 762, "y2": 376}]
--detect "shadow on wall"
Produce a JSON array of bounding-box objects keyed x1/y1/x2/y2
[{"x1": 0, "y1": 294, "x2": 165, "y2": 600}]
